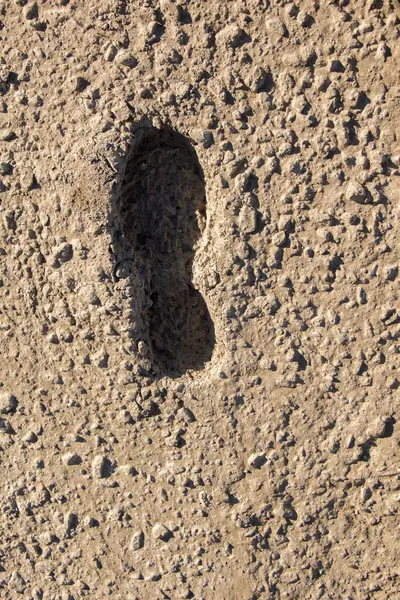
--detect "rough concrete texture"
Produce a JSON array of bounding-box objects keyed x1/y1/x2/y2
[{"x1": 0, "y1": 0, "x2": 399, "y2": 598}]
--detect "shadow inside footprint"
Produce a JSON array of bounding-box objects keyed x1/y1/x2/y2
[{"x1": 111, "y1": 125, "x2": 214, "y2": 377}]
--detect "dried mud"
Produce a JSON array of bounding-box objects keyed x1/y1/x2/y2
[{"x1": 0, "y1": 1, "x2": 399, "y2": 599}]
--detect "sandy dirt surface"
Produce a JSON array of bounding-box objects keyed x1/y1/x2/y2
[{"x1": 1, "y1": 1, "x2": 400, "y2": 598}]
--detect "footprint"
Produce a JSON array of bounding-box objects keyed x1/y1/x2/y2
[{"x1": 110, "y1": 125, "x2": 214, "y2": 376}]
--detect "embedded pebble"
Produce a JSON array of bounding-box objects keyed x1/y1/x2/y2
[
  {"x1": 0, "y1": 129, "x2": 16, "y2": 141},
  {"x1": 347, "y1": 180, "x2": 367, "y2": 204},
  {"x1": 247, "y1": 453, "x2": 267, "y2": 469},
  {"x1": 0, "y1": 416, "x2": 15, "y2": 434},
  {"x1": 23, "y1": 431, "x2": 38, "y2": 443},
  {"x1": 71, "y1": 77, "x2": 90, "y2": 93},
  {"x1": 152, "y1": 523, "x2": 173, "y2": 542},
  {"x1": 0, "y1": 392, "x2": 18, "y2": 414},
  {"x1": 0, "y1": 162, "x2": 11, "y2": 175},
  {"x1": 131, "y1": 530, "x2": 145, "y2": 550},
  {"x1": 384, "y1": 265, "x2": 398, "y2": 281},
  {"x1": 9, "y1": 571, "x2": 26, "y2": 593},
  {"x1": 53, "y1": 242, "x2": 73, "y2": 263},
  {"x1": 62, "y1": 452, "x2": 83, "y2": 466},
  {"x1": 23, "y1": 2, "x2": 38, "y2": 20},
  {"x1": 239, "y1": 205, "x2": 258, "y2": 234},
  {"x1": 104, "y1": 44, "x2": 118, "y2": 61},
  {"x1": 116, "y1": 51, "x2": 138, "y2": 67},
  {"x1": 92, "y1": 455, "x2": 109, "y2": 478}
]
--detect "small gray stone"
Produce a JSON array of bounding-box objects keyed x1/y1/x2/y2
[
  {"x1": 152, "y1": 523, "x2": 173, "y2": 542},
  {"x1": 367, "y1": 416, "x2": 393, "y2": 439},
  {"x1": 347, "y1": 180, "x2": 367, "y2": 204},
  {"x1": 0, "y1": 416, "x2": 15, "y2": 434},
  {"x1": 23, "y1": 431, "x2": 38, "y2": 443},
  {"x1": 116, "y1": 51, "x2": 138, "y2": 68},
  {"x1": 92, "y1": 455, "x2": 112, "y2": 478},
  {"x1": 0, "y1": 162, "x2": 12, "y2": 175},
  {"x1": 361, "y1": 487, "x2": 372, "y2": 502},
  {"x1": 131, "y1": 530, "x2": 145, "y2": 550},
  {"x1": 203, "y1": 131, "x2": 214, "y2": 148},
  {"x1": 104, "y1": 44, "x2": 117, "y2": 61},
  {"x1": 54, "y1": 242, "x2": 73, "y2": 263},
  {"x1": 358, "y1": 287, "x2": 367, "y2": 305},
  {"x1": 0, "y1": 392, "x2": 18, "y2": 414},
  {"x1": 65, "y1": 512, "x2": 79, "y2": 535},
  {"x1": 330, "y1": 59, "x2": 345, "y2": 73},
  {"x1": 63, "y1": 452, "x2": 82, "y2": 466},
  {"x1": 92, "y1": 455, "x2": 106, "y2": 478},
  {"x1": 20, "y1": 170, "x2": 37, "y2": 191},
  {"x1": 247, "y1": 66, "x2": 271, "y2": 92},
  {"x1": 0, "y1": 129, "x2": 16, "y2": 142},
  {"x1": 30, "y1": 21, "x2": 47, "y2": 31},
  {"x1": 247, "y1": 453, "x2": 267, "y2": 469},
  {"x1": 71, "y1": 76, "x2": 89, "y2": 93},
  {"x1": 23, "y1": 1, "x2": 38, "y2": 20},
  {"x1": 385, "y1": 265, "x2": 398, "y2": 281},
  {"x1": 239, "y1": 205, "x2": 258, "y2": 234},
  {"x1": 84, "y1": 516, "x2": 99, "y2": 528},
  {"x1": 217, "y1": 24, "x2": 249, "y2": 49},
  {"x1": 9, "y1": 571, "x2": 26, "y2": 594}
]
